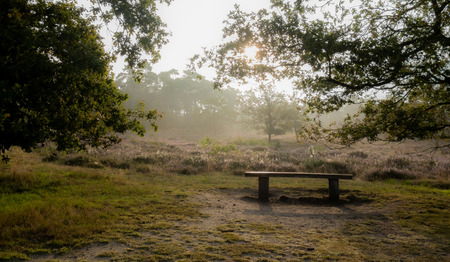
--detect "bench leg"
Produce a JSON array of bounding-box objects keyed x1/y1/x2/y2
[
  {"x1": 258, "y1": 177, "x2": 269, "y2": 200},
  {"x1": 328, "y1": 179, "x2": 339, "y2": 201}
]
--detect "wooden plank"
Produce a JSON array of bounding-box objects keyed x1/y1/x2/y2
[{"x1": 245, "y1": 171, "x2": 352, "y2": 180}]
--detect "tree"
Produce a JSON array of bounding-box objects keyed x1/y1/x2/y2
[
  {"x1": 239, "y1": 85, "x2": 300, "y2": 143},
  {"x1": 0, "y1": 0, "x2": 169, "y2": 160},
  {"x1": 117, "y1": 67, "x2": 240, "y2": 133},
  {"x1": 193, "y1": 0, "x2": 449, "y2": 147}
]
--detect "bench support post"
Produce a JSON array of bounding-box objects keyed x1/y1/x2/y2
[
  {"x1": 328, "y1": 179, "x2": 339, "y2": 201},
  {"x1": 258, "y1": 177, "x2": 269, "y2": 200}
]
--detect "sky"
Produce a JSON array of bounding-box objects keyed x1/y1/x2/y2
[
  {"x1": 152, "y1": 0, "x2": 272, "y2": 77},
  {"x1": 111, "y1": 0, "x2": 296, "y2": 94},
  {"x1": 113, "y1": 1, "x2": 272, "y2": 80}
]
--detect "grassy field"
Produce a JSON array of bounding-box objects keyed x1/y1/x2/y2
[{"x1": 0, "y1": 135, "x2": 449, "y2": 261}]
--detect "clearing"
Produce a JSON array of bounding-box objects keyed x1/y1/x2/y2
[{"x1": 1, "y1": 136, "x2": 448, "y2": 261}]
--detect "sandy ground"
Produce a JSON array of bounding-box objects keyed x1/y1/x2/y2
[
  {"x1": 32, "y1": 187, "x2": 445, "y2": 261},
  {"x1": 196, "y1": 188, "x2": 384, "y2": 232}
]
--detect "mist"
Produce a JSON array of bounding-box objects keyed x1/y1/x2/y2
[{"x1": 116, "y1": 66, "x2": 304, "y2": 141}]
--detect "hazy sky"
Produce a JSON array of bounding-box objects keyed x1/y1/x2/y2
[
  {"x1": 111, "y1": 0, "x2": 295, "y2": 93},
  {"x1": 149, "y1": 0, "x2": 272, "y2": 78}
]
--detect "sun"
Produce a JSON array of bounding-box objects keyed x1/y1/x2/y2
[{"x1": 243, "y1": 46, "x2": 259, "y2": 60}]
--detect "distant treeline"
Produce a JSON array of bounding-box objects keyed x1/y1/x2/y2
[
  {"x1": 116, "y1": 67, "x2": 359, "y2": 141},
  {"x1": 117, "y1": 67, "x2": 241, "y2": 135}
]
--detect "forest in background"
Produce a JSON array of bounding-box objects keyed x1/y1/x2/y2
[{"x1": 116, "y1": 66, "x2": 333, "y2": 142}]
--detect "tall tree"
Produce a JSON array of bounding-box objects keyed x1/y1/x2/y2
[
  {"x1": 1, "y1": 0, "x2": 169, "y2": 159},
  {"x1": 193, "y1": 0, "x2": 450, "y2": 147},
  {"x1": 239, "y1": 86, "x2": 299, "y2": 143},
  {"x1": 117, "y1": 67, "x2": 240, "y2": 133}
]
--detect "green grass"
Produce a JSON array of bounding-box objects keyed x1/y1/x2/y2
[
  {"x1": 0, "y1": 150, "x2": 201, "y2": 260},
  {"x1": 0, "y1": 141, "x2": 449, "y2": 261}
]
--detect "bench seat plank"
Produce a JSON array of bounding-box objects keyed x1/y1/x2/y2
[{"x1": 245, "y1": 171, "x2": 352, "y2": 180}]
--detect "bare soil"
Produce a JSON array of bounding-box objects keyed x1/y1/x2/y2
[
  {"x1": 195, "y1": 188, "x2": 390, "y2": 233},
  {"x1": 32, "y1": 186, "x2": 441, "y2": 262}
]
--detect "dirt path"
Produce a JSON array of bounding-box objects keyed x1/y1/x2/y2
[
  {"x1": 195, "y1": 188, "x2": 391, "y2": 231},
  {"x1": 32, "y1": 188, "x2": 444, "y2": 261}
]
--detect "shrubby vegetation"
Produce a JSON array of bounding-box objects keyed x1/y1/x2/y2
[
  {"x1": 1, "y1": 136, "x2": 448, "y2": 260},
  {"x1": 35, "y1": 136, "x2": 450, "y2": 182}
]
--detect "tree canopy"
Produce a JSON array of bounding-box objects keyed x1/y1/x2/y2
[
  {"x1": 193, "y1": 0, "x2": 449, "y2": 146},
  {"x1": 117, "y1": 67, "x2": 240, "y2": 134},
  {"x1": 239, "y1": 85, "x2": 302, "y2": 143},
  {"x1": 1, "y1": 0, "x2": 169, "y2": 159}
]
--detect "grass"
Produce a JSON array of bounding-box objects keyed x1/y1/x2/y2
[{"x1": 0, "y1": 136, "x2": 449, "y2": 261}]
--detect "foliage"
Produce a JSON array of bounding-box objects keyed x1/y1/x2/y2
[
  {"x1": 89, "y1": 0, "x2": 172, "y2": 74},
  {"x1": 239, "y1": 85, "x2": 302, "y2": 143},
  {"x1": 0, "y1": 0, "x2": 164, "y2": 159},
  {"x1": 200, "y1": 136, "x2": 214, "y2": 148},
  {"x1": 193, "y1": 0, "x2": 450, "y2": 146},
  {"x1": 117, "y1": 67, "x2": 240, "y2": 133},
  {"x1": 200, "y1": 137, "x2": 237, "y2": 154}
]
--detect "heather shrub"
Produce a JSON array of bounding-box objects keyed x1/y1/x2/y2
[
  {"x1": 211, "y1": 144, "x2": 237, "y2": 154},
  {"x1": 86, "y1": 162, "x2": 104, "y2": 169},
  {"x1": 64, "y1": 156, "x2": 90, "y2": 167},
  {"x1": 271, "y1": 163, "x2": 297, "y2": 172},
  {"x1": 133, "y1": 156, "x2": 158, "y2": 165},
  {"x1": 42, "y1": 153, "x2": 59, "y2": 162},
  {"x1": 366, "y1": 169, "x2": 416, "y2": 181},
  {"x1": 100, "y1": 159, "x2": 130, "y2": 169},
  {"x1": 386, "y1": 157, "x2": 411, "y2": 169},
  {"x1": 182, "y1": 156, "x2": 208, "y2": 168},
  {"x1": 349, "y1": 151, "x2": 368, "y2": 159},
  {"x1": 323, "y1": 161, "x2": 351, "y2": 174},
  {"x1": 176, "y1": 166, "x2": 199, "y2": 175},
  {"x1": 136, "y1": 166, "x2": 151, "y2": 174},
  {"x1": 232, "y1": 137, "x2": 268, "y2": 146},
  {"x1": 227, "y1": 161, "x2": 248, "y2": 170},
  {"x1": 303, "y1": 159, "x2": 325, "y2": 172}
]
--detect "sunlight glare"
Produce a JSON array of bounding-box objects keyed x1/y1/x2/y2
[{"x1": 243, "y1": 46, "x2": 259, "y2": 60}]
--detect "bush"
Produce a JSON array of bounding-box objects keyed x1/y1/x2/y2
[
  {"x1": 211, "y1": 144, "x2": 237, "y2": 154},
  {"x1": 272, "y1": 163, "x2": 297, "y2": 172},
  {"x1": 86, "y1": 162, "x2": 104, "y2": 169},
  {"x1": 232, "y1": 137, "x2": 268, "y2": 146},
  {"x1": 349, "y1": 151, "x2": 368, "y2": 159},
  {"x1": 42, "y1": 153, "x2": 59, "y2": 162},
  {"x1": 200, "y1": 137, "x2": 237, "y2": 154},
  {"x1": 227, "y1": 161, "x2": 248, "y2": 170},
  {"x1": 133, "y1": 156, "x2": 157, "y2": 165},
  {"x1": 386, "y1": 157, "x2": 411, "y2": 169},
  {"x1": 270, "y1": 139, "x2": 281, "y2": 149},
  {"x1": 177, "y1": 166, "x2": 198, "y2": 175},
  {"x1": 366, "y1": 169, "x2": 416, "y2": 181},
  {"x1": 64, "y1": 156, "x2": 90, "y2": 167},
  {"x1": 303, "y1": 159, "x2": 325, "y2": 172},
  {"x1": 323, "y1": 161, "x2": 351, "y2": 174},
  {"x1": 182, "y1": 157, "x2": 208, "y2": 168},
  {"x1": 100, "y1": 159, "x2": 131, "y2": 169},
  {"x1": 200, "y1": 136, "x2": 214, "y2": 148},
  {"x1": 136, "y1": 166, "x2": 151, "y2": 174}
]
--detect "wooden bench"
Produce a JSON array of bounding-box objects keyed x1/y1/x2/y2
[{"x1": 245, "y1": 171, "x2": 353, "y2": 201}]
